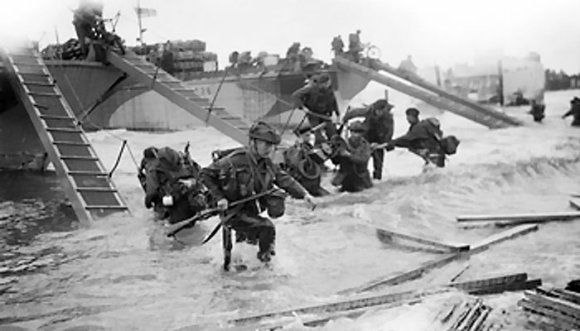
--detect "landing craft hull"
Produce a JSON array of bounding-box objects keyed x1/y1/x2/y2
[
  {"x1": 0, "y1": 60, "x2": 369, "y2": 170},
  {"x1": 44, "y1": 62, "x2": 367, "y2": 130}
]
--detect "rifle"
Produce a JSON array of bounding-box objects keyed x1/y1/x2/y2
[
  {"x1": 184, "y1": 141, "x2": 190, "y2": 155},
  {"x1": 336, "y1": 106, "x2": 351, "y2": 135},
  {"x1": 165, "y1": 188, "x2": 277, "y2": 239},
  {"x1": 301, "y1": 108, "x2": 332, "y2": 122},
  {"x1": 373, "y1": 141, "x2": 433, "y2": 165}
]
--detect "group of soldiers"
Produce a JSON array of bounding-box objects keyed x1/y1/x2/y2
[
  {"x1": 138, "y1": 73, "x2": 460, "y2": 268},
  {"x1": 331, "y1": 30, "x2": 364, "y2": 63},
  {"x1": 287, "y1": 73, "x2": 460, "y2": 194},
  {"x1": 139, "y1": 122, "x2": 316, "y2": 266}
]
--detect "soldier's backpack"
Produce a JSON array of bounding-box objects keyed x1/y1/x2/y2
[{"x1": 440, "y1": 135, "x2": 460, "y2": 155}]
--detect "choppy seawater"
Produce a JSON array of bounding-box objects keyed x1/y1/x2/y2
[{"x1": 1, "y1": 89, "x2": 579, "y2": 330}]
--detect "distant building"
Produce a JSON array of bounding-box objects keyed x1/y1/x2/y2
[{"x1": 444, "y1": 52, "x2": 545, "y2": 105}]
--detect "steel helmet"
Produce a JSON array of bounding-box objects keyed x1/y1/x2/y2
[
  {"x1": 405, "y1": 107, "x2": 420, "y2": 117},
  {"x1": 249, "y1": 121, "x2": 281, "y2": 145},
  {"x1": 348, "y1": 120, "x2": 366, "y2": 133}
]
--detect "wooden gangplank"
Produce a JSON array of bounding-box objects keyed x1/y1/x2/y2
[
  {"x1": 333, "y1": 56, "x2": 521, "y2": 129},
  {"x1": 106, "y1": 50, "x2": 250, "y2": 145},
  {"x1": 0, "y1": 43, "x2": 129, "y2": 223},
  {"x1": 368, "y1": 59, "x2": 522, "y2": 127}
]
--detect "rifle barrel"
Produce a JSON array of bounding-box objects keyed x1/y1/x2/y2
[{"x1": 165, "y1": 188, "x2": 277, "y2": 238}]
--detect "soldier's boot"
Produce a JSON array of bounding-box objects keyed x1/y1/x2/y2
[{"x1": 257, "y1": 251, "x2": 271, "y2": 263}]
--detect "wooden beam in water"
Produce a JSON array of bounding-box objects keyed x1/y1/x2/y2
[
  {"x1": 522, "y1": 292, "x2": 580, "y2": 327},
  {"x1": 227, "y1": 287, "x2": 446, "y2": 327},
  {"x1": 457, "y1": 211, "x2": 580, "y2": 224},
  {"x1": 519, "y1": 299, "x2": 580, "y2": 330},
  {"x1": 253, "y1": 299, "x2": 421, "y2": 331},
  {"x1": 376, "y1": 227, "x2": 469, "y2": 253},
  {"x1": 468, "y1": 224, "x2": 538, "y2": 254},
  {"x1": 448, "y1": 273, "x2": 528, "y2": 291},
  {"x1": 230, "y1": 272, "x2": 537, "y2": 329},
  {"x1": 344, "y1": 224, "x2": 538, "y2": 294}
]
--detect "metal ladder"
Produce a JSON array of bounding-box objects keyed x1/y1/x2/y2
[
  {"x1": 106, "y1": 50, "x2": 251, "y2": 144},
  {"x1": 334, "y1": 56, "x2": 522, "y2": 129},
  {"x1": 1, "y1": 44, "x2": 129, "y2": 224}
]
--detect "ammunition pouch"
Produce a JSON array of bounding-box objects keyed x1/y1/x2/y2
[
  {"x1": 219, "y1": 161, "x2": 253, "y2": 199},
  {"x1": 265, "y1": 189, "x2": 287, "y2": 218}
]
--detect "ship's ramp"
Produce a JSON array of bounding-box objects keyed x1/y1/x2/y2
[
  {"x1": 106, "y1": 50, "x2": 251, "y2": 144},
  {"x1": 334, "y1": 56, "x2": 522, "y2": 129},
  {"x1": 0, "y1": 43, "x2": 129, "y2": 224}
]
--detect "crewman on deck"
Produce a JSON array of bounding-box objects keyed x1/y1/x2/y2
[
  {"x1": 331, "y1": 121, "x2": 373, "y2": 192},
  {"x1": 159, "y1": 41, "x2": 175, "y2": 75},
  {"x1": 398, "y1": 55, "x2": 418, "y2": 76},
  {"x1": 562, "y1": 96, "x2": 580, "y2": 127},
  {"x1": 342, "y1": 99, "x2": 394, "y2": 180},
  {"x1": 292, "y1": 73, "x2": 340, "y2": 145},
  {"x1": 331, "y1": 35, "x2": 345, "y2": 57},
  {"x1": 348, "y1": 30, "x2": 363, "y2": 63},
  {"x1": 72, "y1": 0, "x2": 104, "y2": 58},
  {"x1": 144, "y1": 147, "x2": 207, "y2": 224},
  {"x1": 201, "y1": 121, "x2": 316, "y2": 263},
  {"x1": 386, "y1": 108, "x2": 459, "y2": 168},
  {"x1": 283, "y1": 122, "x2": 331, "y2": 197}
]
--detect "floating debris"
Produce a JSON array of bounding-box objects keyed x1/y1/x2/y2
[{"x1": 519, "y1": 286, "x2": 580, "y2": 330}]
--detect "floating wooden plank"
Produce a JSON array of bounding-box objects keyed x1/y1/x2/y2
[
  {"x1": 519, "y1": 298, "x2": 580, "y2": 329},
  {"x1": 343, "y1": 224, "x2": 538, "y2": 294},
  {"x1": 230, "y1": 273, "x2": 533, "y2": 329},
  {"x1": 469, "y1": 224, "x2": 539, "y2": 254},
  {"x1": 448, "y1": 263, "x2": 470, "y2": 283},
  {"x1": 525, "y1": 291, "x2": 580, "y2": 320},
  {"x1": 376, "y1": 227, "x2": 469, "y2": 253},
  {"x1": 457, "y1": 211, "x2": 580, "y2": 224},
  {"x1": 553, "y1": 289, "x2": 580, "y2": 305},
  {"x1": 444, "y1": 273, "x2": 541, "y2": 295},
  {"x1": 428, "y1": 261, "x2": 470, "y2": 285},
  {"x1": 252, "y1": 299, "x2": 421, "y2": 331},
  {"x1": 537, "y1": 286, "x2": 580, "y2": 305},
  {"x1": 340, "y1": 253, "x2": 461, "y2": 294},
  {"x1": 227, "y1": 287, "x2": 446, "y2": 327},
  {"x1": 570, "y1": 199, "x2": 580, "y2": 211},
  {"x1": 466, "y1": 279, "x2": 541, "y2": 295},
  {"x1": 449, "y1": 273, "x2": 528, "y2": 292}
]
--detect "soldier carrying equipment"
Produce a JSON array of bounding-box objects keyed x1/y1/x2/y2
[{"x1": 200, "y1": 121, "x2": 317, "y2": 270}]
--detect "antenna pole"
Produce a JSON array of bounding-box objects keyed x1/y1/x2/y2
[{"x1": 137, "y1": 0, "x2": 144, "y2": 45}]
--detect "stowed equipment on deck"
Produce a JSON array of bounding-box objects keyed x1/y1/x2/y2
[
  {"x1": 0, "y1": 43, "x2": 129, "y2": 224},
  {"x1": 333, "y1": 56, "x2": 522, "y2": 129}
]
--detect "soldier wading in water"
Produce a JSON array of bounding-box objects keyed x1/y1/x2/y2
[{"x1": 201, "y1": 121, "x2": 317, "y2": 264}]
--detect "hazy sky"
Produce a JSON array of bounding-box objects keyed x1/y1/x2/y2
[{"x1": 2, "y1": 0, "x2": 579, "y2": 72}]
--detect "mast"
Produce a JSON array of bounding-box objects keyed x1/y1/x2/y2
[{"x1": 137, "y1": 0, "x2": 144, "y2": 46}]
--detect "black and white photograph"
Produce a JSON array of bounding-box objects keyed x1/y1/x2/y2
[{"x1": 0, "y1": 0, "x2": 579, "y2": 330}]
